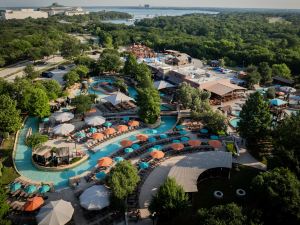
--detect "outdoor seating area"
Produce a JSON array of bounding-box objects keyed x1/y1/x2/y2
[{"x1": 96, "y1": 100, "x2": 136, "y2": 113}]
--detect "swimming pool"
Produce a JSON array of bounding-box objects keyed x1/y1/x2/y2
[
  {"x1": 229, "y1": 118, "x2": 240, "y2": 128},
  {"x1": 14, "y1": 116, "x2": 177, "y2": 189},
  {"x1": 231, "y1": 110, "x2": 241, "y2": 117}
]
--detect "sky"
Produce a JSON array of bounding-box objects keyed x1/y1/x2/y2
[{"x1": 0, "y1": 0, "x2": 300, "y2": 9}]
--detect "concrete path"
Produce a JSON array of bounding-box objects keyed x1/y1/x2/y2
[{"x1": 233, "y1": 147, "x2": 267, "y2": 171}]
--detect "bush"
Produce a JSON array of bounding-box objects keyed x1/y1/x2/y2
[
  {"x1": 25, "y1": 133, "x2": 48, "y2": 148},
  {"x1": 70, "y1": 157, "x2": 81, "y2": 164},
  {"x1": 226, "y1": 142, "x2": 237, "y2": 156}
]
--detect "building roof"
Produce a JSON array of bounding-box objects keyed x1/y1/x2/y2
[
  {"x1": 200, "y1": 79, "x2": 246, "y2": 96},
  {"x1": 103, "y1": 92, "x2": 134, "y2": 106},
  {"x1": 154, "y1": 80, "x2": 175, "y2": 90},
  {"x1": 168, "y1": 151, "x2": 232, "y2": 192},
  {"x1": 273, "y1": 76, "x2": 294, "y2": 85}
]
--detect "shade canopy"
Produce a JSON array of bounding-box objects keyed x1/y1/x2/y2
[
  {"x1": 139, "y1": 162, "x2": 149, "y2": 169},
  {"x1": 79, "y1": 185, "x2": 110, "y2": 210},
  {"x1": 132, "y1": 143, "x2": 141, "y2": 150},
  {"x1": 89, "y1": 127, "x2": 97, "y2": 133},
  {"x1": 25, "y1": 185, "x2": 37, "y2": 194},
  {"x1": 95, "y1": 171, "x2": 106, "y2": 180},
  {"x1": 39, "y1": 184, "x2": 50, "y2": 194},
  {"x1": 103, "y1": 122, "x2": 112, "y2": 127},
  {"x1": 24, "y1": 196, "x2": 44, "y2": 212},
  {"x1": 117, "y1": 125, "x2": 128, "y2": 132},
  {"x1": 175, "y1": 125, "x2": 185, "y2": 130},
  {"x1": 114, "y1": 157, "x2": 124, "y2": 163},
  {"x1": 270, "y1": 98, "x2": 287, "y2": 106},
  {"x1": 98, "y1": 157, "x2": 113, "y2": 167},
  {"x1": 200, "y1": 128, "x2": 209, "y2": 134},
  {"x1": 124, "y1": 147, "x2": 134, "y2": 153},
  {"x1": 188, "y1": 140, "x2": 201, "y2": 147},
  {"x1": 179, "y1": 130, "x2": 188, "y2": 135},
  {"x1": 10, "y1": 182, "x2": 21, "y2": 192},
  {"x1": 53, "y1": 112, "x2": 74, "y2": 123},
  {"x1": 36, "y1": 200, "x2": 73, "y2": 225},
  {"x1": 159, "y1": 133, "x2": 168, "y2": 139},
  {"x1": 171, "y1": 143, "x2": 185, "y2": 151},
  {"x1": 92, "y1": 133, "x2": 104, "y2": 140},
  {"x1": 136, "y1": 134, "x2": 148, "y2": 141},
  {"x1": 154, "y1": 80, "x2": 175, "y2": 90},
  {"x1": 210, "y1": 135, "x2": 219, "y2": 140},
  {"x1": 148, "y1": 137, "x2": 157, "y2": 143},
  {"x1": 120, "y1": 139, "x2": 133, "y2": 147},
  {"x1": 208, "y1": 140, "x2": 222, "y2": 148},
  {"x1": 85, "y1": 116, "x2": 106, "y2": 126},
  {"x1": 181, "y1": 136, "x2": 190, "y2": 142},
  {"x1": 279, "y1": 86, "x2": 296, "y2": 93},
  {"x1": 150, "y1": 150, "x2": 165, "y2": 159},
  {"x1": 53, "y1": 124, "x2": 75, "y2": 135},
  {"x1": 128, "y1": 120, "x2": 139, "y2": 127},
  {"x1": 103, "y1": 92, "x2": 134, "y2": 106},
  {"x1": 172, "y1": 139, "x2": 180, "y2": 143},
  {"x1": 104, "y1": 128, "x2": 116, "y2": 135}
]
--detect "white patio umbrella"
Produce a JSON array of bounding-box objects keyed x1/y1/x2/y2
[
  {"x1": 53, "y1": 123, "x2": 75, "y2": 135},
  {"x1": 53, "y1": 112, "x2": 74, "y2": 123},
  {"x1": 280, "y1": 86, "x2": 296, "y2": 93},
  {"x1": 84, "y1": 116, "x2": 106, "y2": 126},
  {"x1": 154, "y1": 80, "x2": 175, "y2": 90},
  {"x1": 36, "y1": 199, "x2": 74, "y2": 225},
  {"x1": 79, "y1": 185, "x2": 110, "y2": 210},
  {"x1": 103, "y1": 92, "x2": 134, "y2": 106}
]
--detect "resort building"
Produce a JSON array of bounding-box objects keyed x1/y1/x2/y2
[
  {"x1": 1, "y1": 9, "x2": 48, "y2": 20},
  {"x1": 39, "y1": 6, "x2": 89, "y2": 16},
  {"x1": 128, "y1": 44, "x2": 156, "y2": 59}
]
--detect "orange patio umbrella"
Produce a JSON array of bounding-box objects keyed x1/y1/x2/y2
[
  {"x1": 87, "y1": 108, "x2": 97, "y2": 114},
  {"x1": 23, "y1": 196, "x2": 44, "y2": 212},
  {"x1": 104, "y1": 128, "x2": 116, "y2": 135},
  {"x1": 117, "y1": 125, "x2": 128, "y2": 132},
  {"x1": 120, "y1": 139, "x2": 133, "y2": 147},
  {"x1": 188, "y1": 140, "x2": 201, "y2": 147},
  {"x1": 171, "y1": 143, "x2": 184, "y2": 151},
  {"x1": 208, "y1": 140, "x2": 222, "y2": 148},
  {"x1": 92, "y1": 133, "x2": 104, "y2": 140},
  {"x1": 136, "y1": 134, "x2": 148, "y2": 141},
  {"x1": 150, "y1": 150, "x2": 165, "y2": 159},
  {"x1": 98, "y1": 157, "x2": 113, "y2": 167},
  {"x1": 128, "y1": 120, "x2": 140, "y2": 127}
]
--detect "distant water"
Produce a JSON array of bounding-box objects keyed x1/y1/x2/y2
[{"x1": 84, "y1": 7, "x2": 219, "y2": 25}]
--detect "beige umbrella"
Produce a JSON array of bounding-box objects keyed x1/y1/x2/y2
[
  {"x1": 53, "y1": 112, "x2": 74, "y2": 123},
  {"x1": 36, "y1": 199, "x2": 74, "y2": 225},
  {"x1": 84, "y1": 116, "x2": 106, "y2": 126},
  {"x1": 79, "y1": 185, "x2": 110, "y2": 210},
  {"x1": 53, "y1": 124, "x2": 75, "y2": 135},
  {"x1": 103, "y1": 92, "x2": 134, "y2": 106}
]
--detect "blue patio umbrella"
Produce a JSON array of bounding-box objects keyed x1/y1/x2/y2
[
  {"x1": 42, "y1": 117, "x2": 49, "y2": 122},
  {"x1": 181, "y1": 136, "x2": 190, "y2": 142},
  {"x1": 89, "y1": 127, "x2": 97, "y2": 133},
  {"x1": 148, "y1": 137, "x2": 157, "y2": 143},
  {"x1": 148, "y1": 147, "x2": 157, "y2": 152},
  {"x1": 122, "y1": 116, "x2": 130, "y2": 121},
  {"x1": 270, "y1": 98, "x2": 287, "y2": 106},
  {"x1": 176, "y1": 125, "x2": 185, "y2": 130},
  {"x1": 179, "y1": 130, "x2": 188, "y2": 135},
  {"x1": 10, "y1": 182, "x2": 21, "y2": 192},
  {"x1": 95, "y1": 171, "x2": 106, "y2": 180},
  {"x1": 25, "y1": 185, "x2": 37, "y2": 194},
  {"x1": 153, "y1": 145, "x2": 162, "y2": 150},
  {"x1": 114, "y1": 157, "x2": 124, "y2": 163},
  {"x1": 200, "y1": 128, "x2": 208, "y2": 134},
  {"x1": 159, "y1": 134, "x2": 168, "y2": 139},
  {"x1": 139, "y1": 162, "x2": 149, "y2": 169},
  {"x1": 124, "y1": 147, "x2": 134, "y2": 153},
  {"x1": 148, "y1": 129, "x2": 157, "y2": 134},
  {"x1": 103, "y1": 122, "x2": 112, "y2": 127},
  {"x1": 76, "y1": 132, "x2": 86, "y2": 138},
  {"x1": 39, "y1": 184, "x2": 50, "y2": 194},
  {"x1": 132, "y1": 144, "x2": 141, "y2": 150},
  {"x1": 172, "y1": 139, "x2": 180, "y2": 143},
  {"x1": 210, "y1": 135, "x2": 219, "y2": 140}
]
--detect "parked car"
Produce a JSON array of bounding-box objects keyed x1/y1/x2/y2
[
  {"x1": 58, "y1": 65, "x2": 67, "y2": 70},
  {"x1": 41, "y1": 71, "x2": 53, "y2": 78}
]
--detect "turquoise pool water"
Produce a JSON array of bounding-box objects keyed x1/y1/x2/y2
[
  {"x1": 14, "y1": 116, "x2": 177, "y2": 189},
  {"x1": 88, "y1": 78, "x2": 115, "y2": 97},
  {"x1": 229, "y1": 118, "x2": 240, "y2": 128},
  {"x1": 231, "y1": 110, "x2": 241, "y2": 117},
  {"x1": 128, "y1": 86, "x2": 138, "y2": 99}
]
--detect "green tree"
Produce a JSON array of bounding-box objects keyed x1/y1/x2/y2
[
  {"x1": 74, "y1": 65, "x2": 89, "y2": 79},
  {"x1": 96, "y1": 50, "x2": 122, "y2": 74},
  {"x1": 0, "y1": 186, "x2": 10, "y2": 225},
  {"x1": 24, "y1": 64, "x2": 39, "y2": 80},
  {"x1": 60, "y1": 37, "x2": 82, "y2": 59},
  {"x1": 40, "y1": 80, "x2": 62, "y2": 100},
  {"x1": 63, "y1": 70, "x2": 80, "y2": 87},
  {"x1": 0, "y1": 95, "x2": 22, "y2": 134},
  {"x1": 114, "y1": 78, "x2": 128, "y2": 92},
  {"x1": 272, "y1": 63, "x2": 292, "y2": 80},
  {"x1": 258, "y1": 62, "x2": 272, "y2": 84},
  {"x1": 149, "y1": 177, "x2": 189, "y2": 220},
  {"x1": 74, "y1": 56, "x2": 96, "y2": 69},
  {"x1": 71, "y1": 95, "x2": 93, "y2": 114},
  {"x1": 266, "y1": 87, "x2": 276, "y2": 99},
  {"x1": 199, "y1": 110, "x2": 227, "y2": 132},
  {"x1": 123, "y1": 53, "x2": 138, "y2": 77},
  {"x1": 197, "y1": 203, "x2": 247, "y2": 225},
  {"x1": 23, "y1": 88, "x2": 50, "y2": 118},
  {"x1": 135, "y1": 63, "x2": 154, "y2": 88},
  {"x1": 103, "y1": 35, "x2": 113, "y2": 49},
  {"x1": 0, "y1": 57, "x2": 5, "y2": 67},
  {"x1": 246, "y1": 71, "x2": 261, "y2": 89},
  {"x1": 25, "y1": 133, "x2": 48, "y2": 148},
  {"x1": 252, "y1": 168, "x2": 300, "y2": 225},
  {"x1": 108, "y1": 160, "x2": 140, "y2": 200}
]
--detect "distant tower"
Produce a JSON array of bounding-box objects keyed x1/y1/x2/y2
[{"x1": 144, "y1": 4, "x2": 150, "y2": 9}]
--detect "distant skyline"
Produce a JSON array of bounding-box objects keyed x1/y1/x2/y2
[{"x1": 0, "y1": 0, "x2": 300, "y2": 9}]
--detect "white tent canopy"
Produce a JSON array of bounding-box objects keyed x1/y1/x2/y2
[
  {"x1": 154, "y1": 80, "x2": 175, "y2": 90},
  {"x1": 53, "y1": 112, "x2": 74, "y2": 123},
  {"x1": 103, "y1": 92, "x2": 134, "y2": 106},
  {"x1": 79, "y1": 185, "x2": 110, "y2": 210},
  {"x1": 36, "y1": 200, "x2": 74, "y2": 225},
  {"x1": 53, "y1": 123, "x2": 75, "y2": 135},
  {"x1": 84, "y1": 116, "x2": 106, "y2": 126}
]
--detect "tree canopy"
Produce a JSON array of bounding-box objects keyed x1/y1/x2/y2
[
  {"x1": 123, "y1": 53, "x2": 138, "y2": 77},
  {"x1": 71, "y1": 95, "x2": 93, "y2": 114},
  {"x1": 25, "y1": 133, "x2": 48, "y2": 149},
  {"x1": 96, "y1": 49, "x2": 122, "y2": 74}
]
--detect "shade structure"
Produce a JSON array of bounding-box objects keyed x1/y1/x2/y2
[
  {"x1": 98, "y1": 157, "x2": 113, "y2": 167},
  {"x1": 24, "y1": 196, "x2": 44, "y2": 212},
  {"x1": 171, "y1": 143, "x2": 185, "y2": 151},
  {"x1": 181, "y1": 136, "x2": 190, "y2": 142},
  {"x1": 210, "y1": 135, "x2": 219, "y2": 140},
  {"x1": 270, "y1": 98, "x2": 287, "y2": 106},
  {"x1": 76, "y1": 132, "x2": 85, "y2": 138},
  {"x1": 25, "y1": 185, "x2": 37, "y2": 194},
  {"x1": 128, "y1": 120, "x2": 139, "y2": 127},
  {"x1": 176, "y1": 125, "x2": 185, "y2": 130},
  {"x1": 95, "y1": 171, "x2": 106, "y2": 180},
  {"x1": 53, "y1": 112, "x2": 74, "y2": 123},
  {"x1": 92, "y1": 133, "x2": 104, "y2": 140},
  {"x1": 179, "y1": 130, "x2": 188, "y2": 135},
  {"x1": 36, "y1": 199, "x2": 74, "y2": 225},
  {"x1": 53, "y1": 124, "x2": 75, "y2": 136},
  {"x1": 153, "y1": 145, "x2": 162, "y2": 150},
  {"x1": 139, "y1": 162, "x2": 149, "y2": 169},
  {"x1": 132, "y1": 143, "x2": 141, "y2": 150},
  {"x1": 159, "y1": 133, "x2": 168, "y2": 139},
  {"x1": 136, "y1": 134, "x2": 148, "y2": 141},
  {"x1": 103, "y1": 122, "x2": 112, "y2": 127},
  {"x1": 279, "y1": 86, "x2": 296, "y2": 93},
  {"x1": 87, "y1": 108, "x2": 97, "y2": 114},
  {"x1": 148, "y1": 147, "x2": 158, "y2": 152},
  {"x1": 200, "y1": 128, "x2": 208, "y2": 134},
  {"x1": 104, "y1": 128, "x2": 116, "y2": 135},
  {"x1": 172, "y1": 139, "x2": 180, "y2": 143},
  {"x1": 85, "y1": 116, "x2": 106, "y2": 126},
  {"x1": 103, "y1": 92, "x2": 134, "y2": 106},
  {"x1": 114, "y1": 157, "x2": 124, "y2": 163},
  {"x1": 39, "y1": 184, "x2": 50, "y2": 194},
  {"x1": 122, "y1": 116, "x2": 130, "y2": 121},
  {"x1": 42, "y1": 117, "x2": 49, "y2": 122},
  {"x1": 148, "y1": 137, "x2": 157, "y2": 143},
  {"x1": 117, "y1": 125, "x2": 128, "y2": 132},
  {"x1": 148, "y1": 129, "x2": 158, "y2": 134},
  {"x1": 208, "y1": 140, "x2": 222, "y2": 148},
  {"x1": 89, "y1": 127, "x2": 97, "y2": 133},
  {"x1": 154, "y1": 80, "x2": 175, "y2": 90},
  {"x1": 188, "y1": 140, "x2": 201, "y2": 147},
  {"x1": 10, "y1": 182, "x2": 21, "y2": 192},
  {"x1": 124, "y1": 147, "x2": 134, "y2": 153},
  {"x1": 120, "y1": 139, "x2": 133, "y2": 147},
  {"x1": 79, "y1": 185, "x2": 110, "y2": 210},
  {"x1": 150, "y1": 150, "x2": 165, "y2": 159}
]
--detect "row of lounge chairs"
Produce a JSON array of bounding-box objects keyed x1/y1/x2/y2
[{"x1": 98, "y1": 101, "x2": 136, "y2": 113}]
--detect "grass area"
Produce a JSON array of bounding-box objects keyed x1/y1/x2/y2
[{"x1": 0, "y1": 136, "x2": 19, "y2": 185}]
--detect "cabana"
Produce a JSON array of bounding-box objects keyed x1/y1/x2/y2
[
  {"x1": 103, "y1": 92, "x2": 134, "y2": 106},
  {"x1": 154, "y1": 80, "x2": 175, "y2": 90}
]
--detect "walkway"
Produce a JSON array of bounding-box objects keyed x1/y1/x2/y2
[{"x1": 233, "y1": 147, "x2": 267, "y2": 171}]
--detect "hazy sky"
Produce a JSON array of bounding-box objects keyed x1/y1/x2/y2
[{"x1": 1, "y1": 0, "x2": 300, "y2": 9}]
